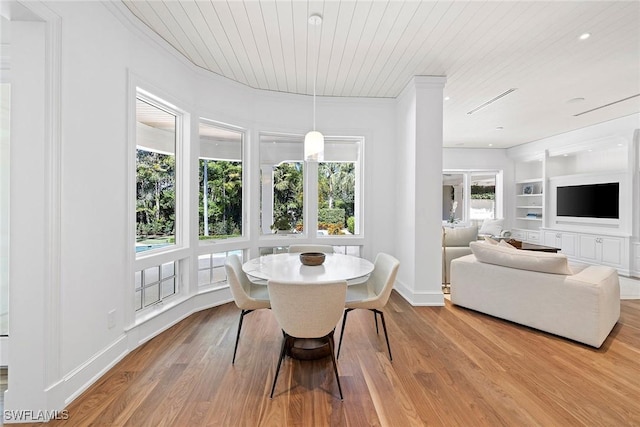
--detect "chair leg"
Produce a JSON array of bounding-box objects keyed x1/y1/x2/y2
[
  {"x1": 337, "y1": 308, "x2": 353, "y2": 359},
  {"x1": 270, "y1": 332, "x2": 289, "y2": 398},
  {"x1": 327, "y1": 332, "x2": 343, "y2": 400},
  {"x1": 373, "y1": 309, "x2": 392, "y2": 361},
  {"x1": 373, "y1": 310, "x2": 379, "y2": 334},
  {"x1": 232, "y1": 309, "x2": 253, "y2": 365}
]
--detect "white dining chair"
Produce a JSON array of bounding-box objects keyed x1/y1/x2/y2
[
  {"x1": 224, "y1": 254, "x2": 271, "y2": 364},
  {"x1": 268, "y1": 279, "x2": 347, "y2": 400},
  {"x1": 288, "y1": 244, "x2": 334, "y2": 254},
  {"x1": 336, "y1": 253, "x2": 400, "y2": 361}
]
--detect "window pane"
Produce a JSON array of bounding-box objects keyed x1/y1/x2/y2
[
  {"x1": 470, "y1": 174, "x2": 496, "y2": 220},
  {"x1": 259, "y1": 133, "x2": 304, "y2": 234},
  {"x1": 161, "y1": 277, "x2": 176, "y2": 298},
  {"x1": 161, "y1": 262, "x2": 175, "y2": 278},
  {"x1": 318, "y1": 138, "x2": 361, "y2": 236},
  {"x1": 199, "y1": 121, "x2": 243, "y2": 240},
  {"x1": 144, "y1": 283, "x2": 160, "y2": 307},
  {"x1": 318, "y1": 163, "x2": 355, "y2": 235},
  {"x1": 135, "y1": 98, "x2": 176, "y2": 252},
  {"x1": 144, "y1": 266, "x2": 159, "y2": 284}
]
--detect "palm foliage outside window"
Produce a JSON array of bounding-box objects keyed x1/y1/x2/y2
[{"x1": 199, "y1": 121, "x2": 244, "y2": 240}]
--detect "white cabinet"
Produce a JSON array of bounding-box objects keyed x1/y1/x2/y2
[
  {"x1": 541, "y1": 228, "x2": 629, "y2": 274},
  {"x1": 577, "y1": 234, "x2": 625, "y2": 269},
  {"x1": 542, "y1": 230, "x2": 577, "y2": 256}
]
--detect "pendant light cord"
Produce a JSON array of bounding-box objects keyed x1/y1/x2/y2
[{"x1": 311, "y1": 15, "x2": 320, "y2": 131}]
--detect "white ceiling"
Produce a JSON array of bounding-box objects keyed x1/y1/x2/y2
[{"x1": 122, "y1": 0, "x2": 640, "y2": 148}]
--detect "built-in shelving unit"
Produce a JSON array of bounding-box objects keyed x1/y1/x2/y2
[
  {"x1": 512, "y1": 161, "x2": 543, "y2": 243},
  {"x1": 511, "y1": 136, "x2": 638, "y2": 277}
]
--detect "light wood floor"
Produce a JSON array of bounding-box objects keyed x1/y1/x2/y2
[{"x1": 11, "y1": 293, "x2": 640, "y2": 426}]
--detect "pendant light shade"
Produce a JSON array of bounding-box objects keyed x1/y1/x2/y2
[
  {"x1": 305, "y1": 14, "x2": 323, "y2": 162},
  {"x1": 304, "y1": 130, "x2": 324, "y2": 161}
]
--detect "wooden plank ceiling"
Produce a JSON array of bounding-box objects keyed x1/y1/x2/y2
[{"x1": 122, "y1": 1, "x2": 640, "y2": 148}]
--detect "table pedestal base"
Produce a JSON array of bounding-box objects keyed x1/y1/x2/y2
[{"x1": 284, "y1": 336, "x2": 333, "y2": 360}]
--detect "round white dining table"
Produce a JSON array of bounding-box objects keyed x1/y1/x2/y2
[{"x1": 242, "y1": 252, "x2": 374, "y2": 284}]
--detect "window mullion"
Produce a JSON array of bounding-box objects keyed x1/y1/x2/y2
[{"x1": 306, "y1": 160, "x2": 319, "y2": 237}]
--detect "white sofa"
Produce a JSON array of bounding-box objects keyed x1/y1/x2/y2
[{"x1": 450, "y1": 241, "x2": 620, "y2": 348}]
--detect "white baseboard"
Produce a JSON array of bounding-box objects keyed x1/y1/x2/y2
[
  {"x1": 6, "y1": 286, "x2": 234, "y2": 417},
  {"x1": 393, "y1": 280, "x2": 445, "y2": 306}
]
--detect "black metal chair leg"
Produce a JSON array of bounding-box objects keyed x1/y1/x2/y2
[
  {"x1": 376, "y1": 309, "x2": 392, "y2": 361},
  {"x1": 327, "y1": 332, "x2": 343, "y2": 400},
  {"x1": 337, "y1": 309, "x2": 353, "y2": 359},
  {"x1": 374, "y1": 310, "x2": 379, "y2": 334},
  {"x1": 270, "y1": 332, "x2": 289, "y2": 398},
  {"x1": 232, "y1": 309, "x2": 253, "y2": 364}
]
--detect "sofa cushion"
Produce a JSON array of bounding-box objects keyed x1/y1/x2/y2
[
  {"x1": 443, "y1": 226, "x2": 478, "y2": 247},
  {"x1": 479, "y1": 218, "x2": 503, "y2": 236},
  {"x1": 469, "y1": 241, "x2": 572, "y2": 275},
  {"x1": 484, "y1": 236, "x2": 499, "y2": 245}
]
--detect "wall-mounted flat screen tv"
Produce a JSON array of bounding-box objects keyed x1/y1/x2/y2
[{"x1": 556, "y1": 182, "x2": 619, "y2": 219}]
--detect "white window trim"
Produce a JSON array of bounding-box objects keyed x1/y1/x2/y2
[
  {"x1": 257, "y1": 132, "x2": 365, "y2": 245},
  {"x1": 127, "y1": 74, "x2": 192, "y2": 326},
  {"x1": 443, "y1": 169, "x2": 504, "y2": 225},
  {"x1": 197, "y1": 118, "x2": 249, "y2": 246}
]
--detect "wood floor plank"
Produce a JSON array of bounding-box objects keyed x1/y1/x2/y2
[{"x1": 10, "y1": 294, "x2": 640, "y2": 426}]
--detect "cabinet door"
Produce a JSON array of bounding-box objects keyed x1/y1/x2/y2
[
  {"x1": 578, "y1": 235, "x2": 598, "y2": 262},
  {"x1": 543, "y1": 231, "x2": 557, "y2": 247},
  {"x1": 559, "y1": 233, "x2": 577, "y2": 257}
]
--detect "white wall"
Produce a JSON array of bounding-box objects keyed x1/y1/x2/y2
[{"x1": 5, "y1": 1, "x2": 399, "y2": 415}]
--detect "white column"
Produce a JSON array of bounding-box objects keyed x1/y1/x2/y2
[{"x1": 394, "y1": 76, "x2": 446, "y2": 306}]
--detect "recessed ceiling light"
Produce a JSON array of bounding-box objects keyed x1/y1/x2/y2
[
  {"x1": 488, "y1": 144, "x2": 493, "y2": 147},
  {"x1": 495, "y1": 126, "x2": 504, "y2": 130},
  {"x1": 563, "y1": 154, "x2": 568, "y2": 157},
  {"x1": 567, "y1": 97, "x2": 585, "y2": 104},
  {"x1": 579, "y1": 33, "x2": 591, "y2": 40},
  {"x1": 588, "y1": 149, "x2": 593, "y2": 152},
  {"x1": 444, "y1": 96, "x2": 450, "y2": 101}
]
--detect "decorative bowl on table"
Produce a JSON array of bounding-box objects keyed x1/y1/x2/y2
[{"x1": 299, "y1": 252, "x2": 326, "y2": 266}]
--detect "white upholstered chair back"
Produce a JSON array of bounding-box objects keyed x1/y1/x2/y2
[
  {"x1": 225, "y1": 254, "x2": 269, "y2": 311},
  {"x1": 268, "y1": 280, "x2": 347, "y2": 338},
  {"x1": 288, "y1": 244, "x2": 335, "y2": 254},
  {"x1": 348, "y1": 253, "x2": 399, "y2": 311}
]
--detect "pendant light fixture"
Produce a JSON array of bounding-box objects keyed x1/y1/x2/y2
[{"x1": 305, "y1": 13, "x2": 324, "y2": 162}]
